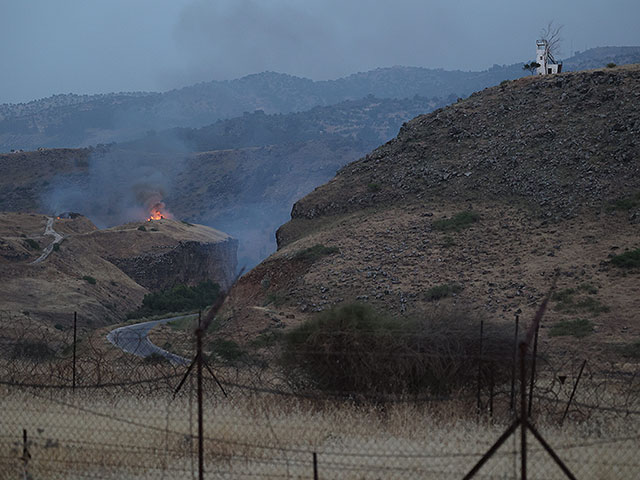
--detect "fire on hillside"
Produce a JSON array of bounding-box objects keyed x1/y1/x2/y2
[{"x1": 146, "y1": 201, "x2": 174, "y2": 222}]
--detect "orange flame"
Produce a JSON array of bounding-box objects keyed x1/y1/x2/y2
[{"x1": 146, "y1": 202, "x2": 173, "y2": 222}]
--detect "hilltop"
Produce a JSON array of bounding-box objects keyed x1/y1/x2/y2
[
  {"x1": 2, "y1": 47, "x2": 639, "y2": 152},
  {"x1": 224, "y1": 65, "x2": 640, "y2": 362}
]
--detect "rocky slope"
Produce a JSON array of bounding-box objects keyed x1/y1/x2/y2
[
  {"x1": 224, "y1": 65, "x2": 640, "y2": 362},
  {"x1": 0, "y1": 214, "x2": 237, "y2": 332}
]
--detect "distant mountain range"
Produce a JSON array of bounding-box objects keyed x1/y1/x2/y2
[{"x1": 1, "y1": 46, "x2": 639, "y2": 153}]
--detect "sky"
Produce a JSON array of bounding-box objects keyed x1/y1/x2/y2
[{"x1": 1, "y1": 0, "x2": 639, "y2": 103}]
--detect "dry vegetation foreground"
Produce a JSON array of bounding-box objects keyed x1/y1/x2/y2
[{"x1": 1, "y1": 382, "x2": 638, "y2": 480}]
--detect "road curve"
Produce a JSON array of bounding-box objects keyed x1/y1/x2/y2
[
  {"x1": 107, "y1": 316, "x2": 193, "y2": 366},
  {"x1": 31, "y1": 216, "x2": 64, "y2": 264}
]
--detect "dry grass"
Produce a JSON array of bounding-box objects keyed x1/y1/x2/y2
[{"x1": 0, "y1": 383, "x2": 638, "y2": 480}]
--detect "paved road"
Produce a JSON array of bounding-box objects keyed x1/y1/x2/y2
[
  {"x1": 107, "y1": 316, "x2": 193, "y2": 366},
  {"x1": 31, "y1": 216, "x2": 65, "y2": 264}
]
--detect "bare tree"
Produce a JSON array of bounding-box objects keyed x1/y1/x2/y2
[{"x1": 540, "y1": 21, "x2": 563, "y2": 64}]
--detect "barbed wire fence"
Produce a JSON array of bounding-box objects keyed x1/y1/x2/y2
[{"x1": 1, "y1": 306, "x2": 639, "y2": 479}]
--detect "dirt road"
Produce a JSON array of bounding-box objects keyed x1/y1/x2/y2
[{"x1": 31, "y1": 216, "x2": 64, "y2": 264}]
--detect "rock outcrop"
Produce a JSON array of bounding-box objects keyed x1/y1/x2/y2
[{"x1": 110, "y1": 238, "x2": 238, "y2": 291}]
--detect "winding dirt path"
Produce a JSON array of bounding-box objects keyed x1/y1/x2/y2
[
  {"x1": 106, "y1": 316, "x2": 192, "y2": 365},
  {"x1": 31, "y1": 216, "x2": 64, "y2": 264}
]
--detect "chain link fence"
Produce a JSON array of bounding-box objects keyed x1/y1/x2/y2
[{"x1": 0, "y1": 311, "x2": 639, "y2": 479}]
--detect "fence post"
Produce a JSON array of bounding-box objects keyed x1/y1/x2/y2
[
  {"x1": 313, "y1": 451, "x2": 318, "y2": 480},
  {"x1": 510, "y1": 314, "x2": 519, "y2": 413},
  {"x1": 197, "y1": 311, "x2": 204, "y2": 480},
  {"x1": 520, "y1": 342, "x2": 527, "y2": 480},
  {"x1": 527, "y1": 323, "x2": 540, "y2": 418},
  {"x1": 476, "y1": 320, "x2": 484, "y2": 414},
  {"x1": 22, "y1": 428, "x2": 30, "y2": 480},
  {"x1": 560, "y1": 360, "x2": 587, "y2": 426},
  {"x1": 72, "y1": 311, "x2": 77, "y2": 391}
]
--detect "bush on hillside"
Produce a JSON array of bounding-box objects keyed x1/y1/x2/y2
[
  {"x1": 610, "y1": 249, "x2": 640, "y2": 269},
  {"x1": 127, "y1": 280, "x2": 221, "y2": 319},
  {"x1": 283, "y1": 303, "x2": 513, "y2": 396},
  {"x1": 432, "y1": 211, "x2": 480, "y2": 232}
]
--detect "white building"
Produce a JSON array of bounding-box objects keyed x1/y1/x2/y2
[{"x1": 536, "y1": 39, "x2": 562, "y2": 75}]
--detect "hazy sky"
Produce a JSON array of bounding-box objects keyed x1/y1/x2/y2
[{"x1": 1, "y1": 0, "x2": 639, "y2": 103}]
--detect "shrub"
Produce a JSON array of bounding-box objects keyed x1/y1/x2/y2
[
  {"x1": 283, "y1": 303, "x2": 513, "y2": 396},
  {"x1": 265, "y1": 291, "x2": 287, "y2": 308},
  {"x1": 144, "y1": 353, "x2": 167, "y2": 364},
  {"x1": 553, "y1": 288, "x2": 609, "y2": 315},
  {"x1": 367, "y1": 182, "x2": 381, "y2": 193},
  {"x1": 549, "y1": 319, "x2": 593, "y2": 338},
  {"x1": 209, "y1": 338, "x2": 246, "y2": 363},
  {"x1": 424, "y1": 283, "x2": 463, "y2": 301},
  {"x1": 12, "y1": 340, "x2": 55, "y2": 360},
  {"x1": 432, "y1": 211, "x2": 480, "y2": 232},
  {"x1": 137, "y1": 225, "x2": 147, "y2": 231},
  {"x1": 619, "y1": 341, "x2": 640, "y2": 359},
  {"x1": 293, "y1": 244, "x2": 340, "y2": 261},
  {"x1": 609, "y1": 192, "x2": 640, "y2": 211},
  {"x1": 127, "y1": 280, "x2": 220, "y2": 319},
  {"x1": 52, "y1": 243, "x2": 60, "y2": 252},
  {"x1": 23, "y1": 238, "x2": 40, "y2": 250},
  {"x1": 606, "y1": 62, "x2": 617, "y2": 68},
  {"x1": 611, "y1": 249, "x2": 640, "y2": 268},
  {"x1": 82, "y1": 275, "x2": 97, "y2": 285}
]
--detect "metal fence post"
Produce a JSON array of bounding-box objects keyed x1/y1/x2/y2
[
  {"x1": 72, "y1": 311, "x2": 77, "y2": 391},
  {"x1": 510, "y1": 314, "x2": 519, "y2": 413},
  {"x1": 197, "y1": 311, "x2": 204, "y2": 480},
  {"x1": 476, "y1": 320, "x2": 484, "y2": 414}
]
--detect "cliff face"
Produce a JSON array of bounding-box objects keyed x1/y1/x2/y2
[{"x1": 110, "y1": 238, "x2": 238, "y2": 291}]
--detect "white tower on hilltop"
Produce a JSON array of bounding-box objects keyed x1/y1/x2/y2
[{"x1": 536, "y1": 39, "x2": 562, "y2": 75}]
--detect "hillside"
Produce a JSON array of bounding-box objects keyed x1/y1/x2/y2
[
  {"x1": 0, "y1": 214, "x2": 236, "y2": 334},
  {"x1": 2, "y1": 47, "x2": 639, "y2": 152},
  {"x1": 0, "y1": 96, "x2": 451, "y2": 267},
  {"x1": 224, "y1": 65, "x2": 640, "y2": 363}
]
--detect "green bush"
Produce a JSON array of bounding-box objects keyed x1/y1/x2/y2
[
  {"x1": 209, "y1": 338, "x2": 246, "y2": 363},
  {"x1": 127, "y1": 280, "x2": 220, "y2": 319},
  {"x1": 619, "y1": 341, "x2": 640, "y2": 359},
  {"x1": 424, "y1": 283, "x2": 463, "y2": 301},
  {"x1": 82, "y1": 275, "x2": 97, "y2": 285},
  {"x1": 264, "y1": 292, "x2": 287, "y2": 307},
  {"x1": 283, "y1": 303, "x2": 512, "y2": 395},
  {"x1": 611, "y1": 249, "x2": 640, "y2": 268},
  {"x1": 12, "y1": 340, "x2": 55, "y2": 360},
  {"x1": 293, "y1": 244, "x2": 340, "y2": 261},
  {"x1": 367, "y1": 182, "x2": 381, "y2": 193},
  {"x1": 23, "y1": 238, "x2": 40, "y2": 250},
  {"x1": 549, "y1": 319, "x2": 593, "y2": 338},
  {"x1": 606, "y1": 62, "x2": 617, "y2": 68},
  {"x1": 553, "y1": 288, "x2": 609, "y2": 315},
  {"x1": 137, "y1": 225, "x2": 147, "y2": 231},
  {"x1": 432, "y1": 211, "x2": 480, "y2": 232},
  {"x1": 609, "y1": 192, "x2": 640, "y2": 211}
]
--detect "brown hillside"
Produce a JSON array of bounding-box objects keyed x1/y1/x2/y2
[
  {"x1": 226, "y1": 65, "x2": 640, "y2": 363},
  {"x1": 0, "y1": 214, "x2": 236, "y2": 335}
]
